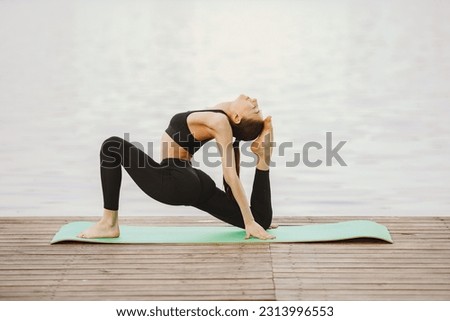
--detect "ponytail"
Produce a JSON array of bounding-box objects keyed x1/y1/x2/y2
[
  {"x1": 222, "y1": 116, "x2": 263, "y2": 201},
  {"x1": 223, "y1": 139, "x2": 241, "y2": 201}
]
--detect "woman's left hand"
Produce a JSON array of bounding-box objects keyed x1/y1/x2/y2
[{"x1": 245, "y1": 220, "x2": 276, "y2": 240}]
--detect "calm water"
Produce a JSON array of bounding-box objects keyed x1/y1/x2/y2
[{"x1": 0, "y1": 0, "x2": 449, "y2": 217}]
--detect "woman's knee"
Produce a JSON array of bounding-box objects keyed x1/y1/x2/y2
[
  {"x1": 255, "y1": 210, "x2": 273, "y2": 230},
  {"x1": 100, "y1": 136, "x2": 124, "y2": 167},
  {"x1": 102, "y1": 136, "x2": 123, "y2": 149}
]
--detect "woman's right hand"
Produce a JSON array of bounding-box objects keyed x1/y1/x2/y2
[{"x1": 245, "y1": 220, "x2": 276, "y2": 240}]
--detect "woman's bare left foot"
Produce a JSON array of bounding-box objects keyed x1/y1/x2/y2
[
  {"x1": 77, "y1": 210, "x2": 120, "y2": 239},
  {"x1": 269, "y1": 223, "x2": 279, "y2": 229},
  {"x1": 77, "y1": 220, "x2": 120, "y2": 239}
]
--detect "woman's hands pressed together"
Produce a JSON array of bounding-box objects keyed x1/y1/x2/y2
[{"x1": 245, "y1": 220, "x2": 276, "y2": 240}]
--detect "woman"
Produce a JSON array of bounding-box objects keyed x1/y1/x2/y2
[{"x1": 78, "y1": 94, "x2": 276, "y2": 240}]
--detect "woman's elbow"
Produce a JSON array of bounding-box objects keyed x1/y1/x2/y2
[{"x1": 223, "y1": 170, "x2": 239, "y2": 186}]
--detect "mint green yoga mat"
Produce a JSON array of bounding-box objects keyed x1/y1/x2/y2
[{"x1": 50, "y1": 220, "x2": 393, "y2": 244}]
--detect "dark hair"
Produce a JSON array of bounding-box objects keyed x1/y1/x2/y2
[
  {"x1": 230, "y1": 118, "x2": 264, "y2": 141},
  {"x1": 223, "y1": 118, "x2": 264, "y2": 201}
]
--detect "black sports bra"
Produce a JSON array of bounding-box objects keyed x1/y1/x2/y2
[{"x1": 165, "y1": 109, "x2": 228, "y2": 155}]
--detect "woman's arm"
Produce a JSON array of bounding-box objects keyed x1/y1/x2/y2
[{"x1": 212, "y1": 119, "x2": 274, "y2": 240}]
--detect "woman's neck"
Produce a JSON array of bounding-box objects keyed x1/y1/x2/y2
[{"x1": 213, "y1": 101, "x2": 232, "y2": 117}]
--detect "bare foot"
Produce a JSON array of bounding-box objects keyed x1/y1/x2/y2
[
  {"x1": 77, "y1": 210, "x2": 120, "y2": 238},
  {"x1": 77, "y1": 221, "x2": 120, "y2": 239},
  {"x1": 251, "y1": 116, "x2": 274, "y2": 167}
]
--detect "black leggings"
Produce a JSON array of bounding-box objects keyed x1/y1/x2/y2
[{"x1": 100, "y1": 136, "x2": 273, "y2": 229}]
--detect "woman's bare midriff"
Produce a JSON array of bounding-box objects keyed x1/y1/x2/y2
[{"x1": 160, "y1": 132, "x2": 192, "y2": 161}]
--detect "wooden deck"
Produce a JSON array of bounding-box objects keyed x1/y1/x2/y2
[{"x1": 0, "y1": 216, "x2": 449, "y2": 300}]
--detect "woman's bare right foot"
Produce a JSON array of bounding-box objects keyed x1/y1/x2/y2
[
  {"x1": 77, "y1": 209, "x2": 120, "y2": 239},
  {"x1": 251, "y1": 116, "x2": 274, "y2": 169}
]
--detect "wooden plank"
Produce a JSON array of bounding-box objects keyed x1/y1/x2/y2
[
  {"x1": 1, "y1": 216, "x2": 449, "y2": 301},
  {"x1": 275, "y1": 292, "x2": 450, "y2": 300},
  {"x1": 269, "y1": 216, "x2": 450, "y2": 300}
]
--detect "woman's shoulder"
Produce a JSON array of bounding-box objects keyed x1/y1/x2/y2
[
  {"x1": 189, "y1": 109, "x2": 229, "y2": 126},
  {"x1": 188, "y1": 109, "x2": 232, "y2": 139}
]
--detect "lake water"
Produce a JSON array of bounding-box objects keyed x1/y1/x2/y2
[{"x1": 0, "y1": 0, "x2": 449, "y2": 217}]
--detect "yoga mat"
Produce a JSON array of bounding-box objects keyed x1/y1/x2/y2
[{"x1": 51, "y1": 220, "x2": 393, "y2": 244}]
